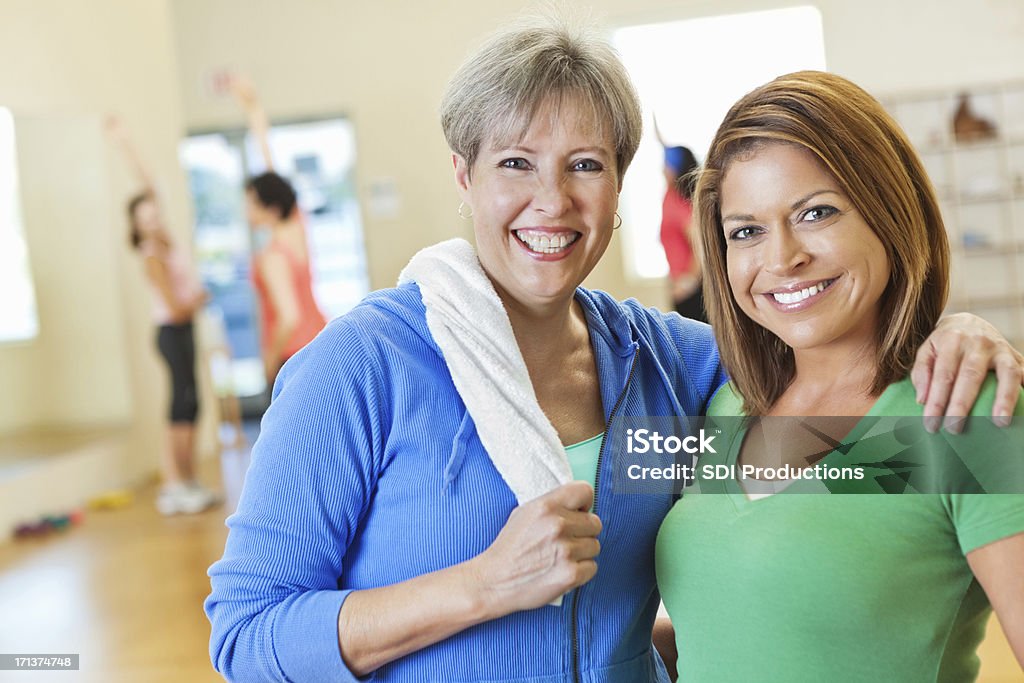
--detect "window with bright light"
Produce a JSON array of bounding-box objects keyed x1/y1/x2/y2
[
  {"x1": 613, "y1": 6, "x2": 826, "y2": 279},
  {"x1": 0, "y1": 107, "x2": 39, "y2": 342}
]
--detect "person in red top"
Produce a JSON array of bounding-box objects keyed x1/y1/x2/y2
[
  {"x1": 659, "y1": 144, "x2": 705, "y2": 322},
  {"x1": 228, "y1": 76, "x2": 328, "y2": 385}
]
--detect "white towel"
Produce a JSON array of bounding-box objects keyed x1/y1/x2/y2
[{"x1": 398, "y1": 238, "x2": 572, "y2": 505}]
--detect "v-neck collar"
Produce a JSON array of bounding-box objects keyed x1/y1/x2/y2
[{"x1": 718, "y1": 382, "x2": 905, "y2": 510}]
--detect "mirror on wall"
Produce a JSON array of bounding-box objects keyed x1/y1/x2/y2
[{"x1": 0, "y1": 114, "x2": 134, "y2": 436}]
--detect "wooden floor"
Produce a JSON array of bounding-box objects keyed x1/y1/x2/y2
[
  {"x1": 0, "y1": 440, "x2": 1019, "y2": 682},
  {"x1": 0, "y1": 445, "x2": 249, "y2": 683}
]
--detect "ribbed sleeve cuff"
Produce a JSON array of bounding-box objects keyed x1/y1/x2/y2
[{"x1": 274, "y1": 589, "x2": 371, "y2": 682}]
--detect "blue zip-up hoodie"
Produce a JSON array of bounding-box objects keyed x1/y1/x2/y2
[{"x1": 206, "y1": 283, "x2": 726, "y2": 682}]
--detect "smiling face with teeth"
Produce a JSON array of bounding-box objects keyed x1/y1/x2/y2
[
  {"x1": 453, "y1": 95, "x2": 621, "y2": 312},
  {"x1": 720, "y1": 143, "x2": 891, "y2": 353}
]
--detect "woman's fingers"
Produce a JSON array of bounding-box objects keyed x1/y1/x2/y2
[
  {"x1": 543, "y1": 479, "x2": 594, "y2": 512},
  {"x1": 476, "y1": 482, "x2": 603, "y2": 614},
  {"x1": 912, "y1": 314, "x2": 1024, "y2": 431},
  {"x1": 910, "y1": 337, "x2": 937, "y2": 405},
  {"x1": 566, "y1": 536, "x2": 601, "y2": 562},
  {"x1": 571, "y1": 559, "x2": 599, "y2": 586},
  {"x1": 942, "y1": 343, "x2": 991, "y2": 433},
  {"x1": 993, "y1": 351, "x2": 1024, "y2": 426}
]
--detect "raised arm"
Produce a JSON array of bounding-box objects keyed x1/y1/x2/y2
[
  {"x1": 105, "y1": 115, "x2": 158, "y2": 197},
  {"x1": 911, "y1": 313, "x2": 1024, "y2": 429},
  {"x1": 653, "y1": 111, "x2": 668, "y2": 148},
  {"x1": 227, "y1": 74, "x2": 275, "y2": 172}
]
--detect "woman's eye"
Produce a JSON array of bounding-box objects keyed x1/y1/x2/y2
[
  {"x1": 728, "y1": 226, "x2": 762, "y2": 241},
  {"x1": 802, "y1": 205, "x2": 838, "y2": 222},
  {"x1": 572, "y1": 159, "x2": 603, "y2": 172},
  {"x1": 499, "y1": 158, "x2": 530, "y2": 170}
]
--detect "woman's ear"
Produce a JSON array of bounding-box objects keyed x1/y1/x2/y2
[{"x1": 453, "y1": 154, "x2": 472, "y2": 200}]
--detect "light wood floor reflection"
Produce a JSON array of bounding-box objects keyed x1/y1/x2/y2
[
  {"x1": 0, "y1": 439, "x2": 1019, "y2": 682},
  {"x1": 0, "y1": 444, "x2": 249, "y2": 683}
]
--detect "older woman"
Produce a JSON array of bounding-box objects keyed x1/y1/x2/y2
[
  {"x1": 207, "y1": 19, "x2": 1023, "y2": 683},
  {"x1": 657, "y1": 71, "x2": 1024, "y2": 681}
]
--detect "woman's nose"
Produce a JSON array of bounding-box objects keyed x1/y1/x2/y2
[
  {"x1": 533, "y1": 175, "x2": 572, "y2": 217},
  {"x1": 764, "y1": 228, "x2": 811, "y2": 275}
]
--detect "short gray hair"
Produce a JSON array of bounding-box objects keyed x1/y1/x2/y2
[{"x1": 440, "y1": 15, "x2": 642, "y2": 179}]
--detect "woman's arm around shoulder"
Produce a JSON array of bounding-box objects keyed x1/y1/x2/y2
[{"x1": 912, "y1": 313, "x2": 1024, "y2": 426}]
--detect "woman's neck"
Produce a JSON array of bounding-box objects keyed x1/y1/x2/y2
[
  {"x1": 270, "y1": 216, "x2": 301, "y2": 238},
  {"x1": 777, "y1": 339, "x2": 880, "y2": 416},
  {"x1": 501, "y1": 291, "x2": 589, "y2": 372}
]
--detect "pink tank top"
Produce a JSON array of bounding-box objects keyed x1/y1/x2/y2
[
  {"x1": 252, "y1": 238, "x2": 328, "y2": 360},
  {"x1": 143, "y1": 242, "x2": 202, "y2": 325}
]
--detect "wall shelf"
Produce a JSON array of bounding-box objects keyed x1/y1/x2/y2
[{"x1": 884, "y1": 82, "x2": 1024, "y2": 349}]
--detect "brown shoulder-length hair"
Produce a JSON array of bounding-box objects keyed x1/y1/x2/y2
[
  {"x1": 127, "y1": 191, "x2": 153, "y2": 250},
  {"x1": 695, "y1": 71, "x2": 949, "y2": 415}
]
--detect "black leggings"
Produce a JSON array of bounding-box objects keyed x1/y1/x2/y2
[{"x1": 157, "y1": 322, "x2": 199, "y2": 424}]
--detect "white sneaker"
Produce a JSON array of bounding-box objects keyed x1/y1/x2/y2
[{"x1": 156, "y1": 482, "x2": 221, "y2": 516}]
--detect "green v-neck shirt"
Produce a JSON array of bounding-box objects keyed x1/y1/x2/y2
[{"x1": 656, "y1": 376, "x2": 1024, "y2": 682}]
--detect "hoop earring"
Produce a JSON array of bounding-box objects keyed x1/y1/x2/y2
[
  {"x1": 458, "y1": 202, "x2": 473, "y2": 220},
  {"x1": 613, "y1": 212, "x2": 622, "y2": 230}
]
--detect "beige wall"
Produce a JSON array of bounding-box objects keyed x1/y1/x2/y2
[
  {"x1": 0, "y1": 0, "x2": 198, "y2": 482},
  {"x1": 168, "y1": 0, "x2": 1024, "y2": 305}
]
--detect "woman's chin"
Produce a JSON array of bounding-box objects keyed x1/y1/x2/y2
[
  {"x1": 770, "y1": 326, "x2": 878, "y2": 355},
  {"x1": 499, "y1": 277, "x2": 580, "y2": 309}
]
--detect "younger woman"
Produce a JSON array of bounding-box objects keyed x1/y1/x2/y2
[
  {"x1": 656, "y1": 71, "x2": 1024, "y2": 681},
  {"x1": 107, "y1": 116, "x2": 219, "y2": 515}
]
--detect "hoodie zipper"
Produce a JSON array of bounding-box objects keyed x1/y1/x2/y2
[{"x1": 571, "y1": 345, "x2": 638, "y2": 683}]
